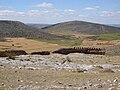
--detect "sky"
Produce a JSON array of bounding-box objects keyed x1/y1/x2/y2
[{"x1": 0, "y1": 0, "x2": 120, "y2": 24}]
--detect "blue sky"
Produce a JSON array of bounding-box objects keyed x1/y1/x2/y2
[{"x1": 0, "y1": 0, "x2": 120, "y2": 24}]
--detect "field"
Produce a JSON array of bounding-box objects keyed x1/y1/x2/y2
[
  {"x1": 0, "y1": 37, "x2": 120, "y2": 54},
  {"x1": 36, "y1": 39, "x2": 82, "y2": 46},
  {"x1": 0, "y1": 38, "x2": 64, "y2": 53},
  {"x1": 93, "y1": 34, "x2": 120, "y2": 41},
  {"x1": 0, "y1": 37, "x2": 120, "y2": 90}
]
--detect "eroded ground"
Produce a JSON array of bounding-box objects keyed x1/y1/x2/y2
[{"x1": 0, "y1": 53, "x2": 120, "y2": 90}]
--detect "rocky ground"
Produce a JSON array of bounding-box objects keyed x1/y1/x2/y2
[{"x1": 0, "y1": 53, "x2": 120, "y2": 90}]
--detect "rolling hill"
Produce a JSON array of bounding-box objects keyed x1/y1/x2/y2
[
  {"x1": 0, "y1": 20, "x2": 66, "y2": 40},
  {"x1": 41, "y1": 21, "x2": 120, "y2": 35},
  {"x1": 27, "y1": 24, "x2": 50, "y2": 29},
  {"x1": 109, "y1": 24, "x2": 120, "y2": 27}
]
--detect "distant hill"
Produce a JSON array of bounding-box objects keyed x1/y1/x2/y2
[
  {"x1": 41, "y1": 21, "x2": 120, "y2": 35},
  {"x1": 0, "y1": 20, "x2": 66, "y2": 40},
  {"x1": 109, "y1": 24, "x2": 120, "y2": 27},
  {"x1": 27, "y1": 24, "x2": 51, "y2": 29}
]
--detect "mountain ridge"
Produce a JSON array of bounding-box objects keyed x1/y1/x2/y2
[
  {"x1": 41, "y1": 20, "x2": 120, "y2": 35},
  {"x1": 27, "y1": 24, "x2": 51, "y2": 29},
  {"x1": 0, "y1": 20, "x2": 66, "y2": 40}
]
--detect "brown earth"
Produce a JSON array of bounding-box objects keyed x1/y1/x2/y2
[
  {"x1": 0, "y1": 38, "x2": 63, "y2": 53},
  {"x1": 0, "y1": 53, "x2": 120, "y2": 90}
]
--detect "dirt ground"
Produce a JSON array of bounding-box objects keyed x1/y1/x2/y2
[
  {"x1": 0, "y1": 38, "x2": 120, "y2": 90},
  {"x1": 0, "y1": 38, "x2": 63, "y2": 53},
  {"x1": 0, "y1": 53, "x2": 120, "y2": 90},
  {"x1": 0, "y1": 38, "x2": 120, "y2": 53},
  {"x1": 81, "y1": 40, "x2": 120, "y2": 48}
]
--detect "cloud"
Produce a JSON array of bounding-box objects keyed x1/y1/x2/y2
[
  {"x1": 0, "y1": 10, "x2": 18, "y2": 16},
  {"x1": 0, "y1": 9, "x2": 82, "y2": 23},
  {"x1": 101, "y1": 10, "x2": 120, "y2": 17},
  {"x1": 0, "y1": 5, "x2": 12, "y2": 9},
  {"x1": 0, "y1": 10, "x2": 51, "y2": 17},
  {"x1": 81, "y1": 6, "x2": 100, "y2": 11},
  {"x1": 1, "y1": 8, "x2": 119, "y2": 24},
  {"x1": 64, "y1": 9, "x2": 75, "y2": 12},
  {"x1": 32, "y1": 3, "x2": 54, "y2": 8}
]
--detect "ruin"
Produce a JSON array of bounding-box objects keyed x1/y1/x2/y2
[{"x1": 52, "y1": 47, "x2": 105, "y2": 55}]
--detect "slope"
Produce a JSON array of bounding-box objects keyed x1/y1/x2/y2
[
  {"x1": 27, "y1": 24, "x2": 50, "y2": 29},
  {"x1": 0, "y1": 20, "x2": 66, "y2": 40},
  {"x1": 42, "y1": 21, "x2": 120, "y2": 35}
]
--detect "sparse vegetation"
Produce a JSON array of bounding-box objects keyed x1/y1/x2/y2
[
  {"x1": 37, "y1": 39, "x2": 82, "y2": 46},
  {"x1": 0, "y1": 38, "x2": 63, "y2": 53},
  {"x1": 0, "y1": 20, "x2": 67, "y2": 40},
  {"x1": 61, "y1": 57, "x2": 72, "y2": 64},
  {"x1": 41, "y1": 21, "x2": 120, "y2": 35},
  {"x1": 0, "y1": 51, "x2": 120, "y2": 90},
  {"x1": 100, "y1": 68, "x2": 114, "y2": 73},
  {"x1": 7, "y1": 55, "x2": 15, "y2": 60},
  {"x1": 95, "y1": 34, "x2": 120, "y2": 41},
  {"x1": 76, "y1": 68, "x2": 86, "y2": 73},
  {"x1": 0, "y1": 51, "x2": 15, "y2": 60},
  {"x1": 0, "y1": 52, "x2": 12, "y2": 57}
]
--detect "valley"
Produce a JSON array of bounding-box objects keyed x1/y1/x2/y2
[{"x1": 0, "y1": 20, "x2": 120, "y2": 90}]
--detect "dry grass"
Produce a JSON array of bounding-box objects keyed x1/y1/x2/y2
[
  {"x1": 0, "y1": 64, "x2": 120, "y2": 90},
  {"x1": 0, "y1": 38, "x2": 64, "y2": 53},
  {"x1": 81, "y1": 40, "x2": 120, "y2": 48},
  {"x1": 0, "y1": 53, "x2": 120, "y2": 89}
]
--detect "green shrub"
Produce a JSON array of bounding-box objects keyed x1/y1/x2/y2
[
  {"x1": 61, "y1": 60, "x2": 66, "y2": 64},
  {"x1": 7, "y1": 55, "x2": 15, "y2": 60},
  {"x1": 66, "y1": 57, "x2": 72, "y2": 62},
  {"x1": 0, "y1": 52, "x2": 9, "y2": 57},
  {"x1": 61, "y1": 57, "x2": 72, "y2": 64},
  {"x1": 96, "y1": 34, "x2": 120, "y2": 41}
]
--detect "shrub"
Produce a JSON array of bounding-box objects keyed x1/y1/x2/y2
[
  {"x1": 0, "y1": 52, "x2": 11, "y2": 57},
  {"x1": 100, "y1": 68, "x2": 114, "y2": 73},
  {"x1": 7, "y1": 55, "x2": 15, "y2": 60},
  {"x1": 61, "y1": 57, "x2": 72, "y2": 64},
  {"x1": 66, "y1": 57, "x2": 72, "y2": 62},
  {"x1": 76, "y1": 68, "x2": 86, "y2": 73}
]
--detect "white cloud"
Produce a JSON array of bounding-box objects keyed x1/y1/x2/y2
[
  {"x1": 32, "y1": 3, "x2": 54, "y2": 8},
  {"x1": 81, "y1": 6, "x2": 100, "y2": 11},
  {"x1": 101, "y1": 10, "x2": 120, "y2": 17},
  {"x1": 0, "y1": 10, "x2": 51, "y2": 17},
  {"x1": 0, "y1": 10, "x2": 18, "y2": 16},
  {"x1": 0, "y1": 8, "x2": 119, "y2": 24},
  {"x1": 0, "y1": 5, "x2": 12, "y2": 9},
  {"x1": 0, "y1": 9, "x2": 80, "y2": 23},
  {"x1": 64, "y1": 9, "x2": 75, "y2": 12}
]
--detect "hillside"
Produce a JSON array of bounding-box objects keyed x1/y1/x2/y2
[
  {"x1": 0, "y1": 20, "x2": 66, "y2": 40},
  {"x1": 27, "y1": 24, "x2": 50, "y2": 29},
  {"x1": 42, "y1": 21, "x2": 120, "y2": 35},
  {"x1": 109, "y1": 24, "x2": 120, "y2": 27}
]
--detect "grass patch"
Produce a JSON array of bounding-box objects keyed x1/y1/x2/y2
[
  {"x1": 7, "y1": 55, "x2": 15, "y2": 60},
  {"x1": 63, "y1": 34, "x2": 76, "y2": 38},
  {"x1": 34, "y1": 39, "x2": 82, "y2": 46},
  {"x1": 91, "y1": 34, "x2": 120, "y2": 41}
]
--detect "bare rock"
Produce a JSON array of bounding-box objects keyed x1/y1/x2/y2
[
  {"x1": 94, "y1": 83, "x2": 103, "y2": 88},
  {"x1": 108, "y1": 87, "x2": 115, "y2": 90},
  {"x1": 1, "y1": 83, "x2": 5, "y2": 86}
]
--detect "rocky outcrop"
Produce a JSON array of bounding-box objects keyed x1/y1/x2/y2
[
  {"x1": 0, "y1": 50, "x2": 27, "y2": 57},
  {"x1": 52, "y1": 47, "x2": 105, "y2": 55},
  {"x1": 31, "y1": 51, "x2": 50, "y2": 55}
]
